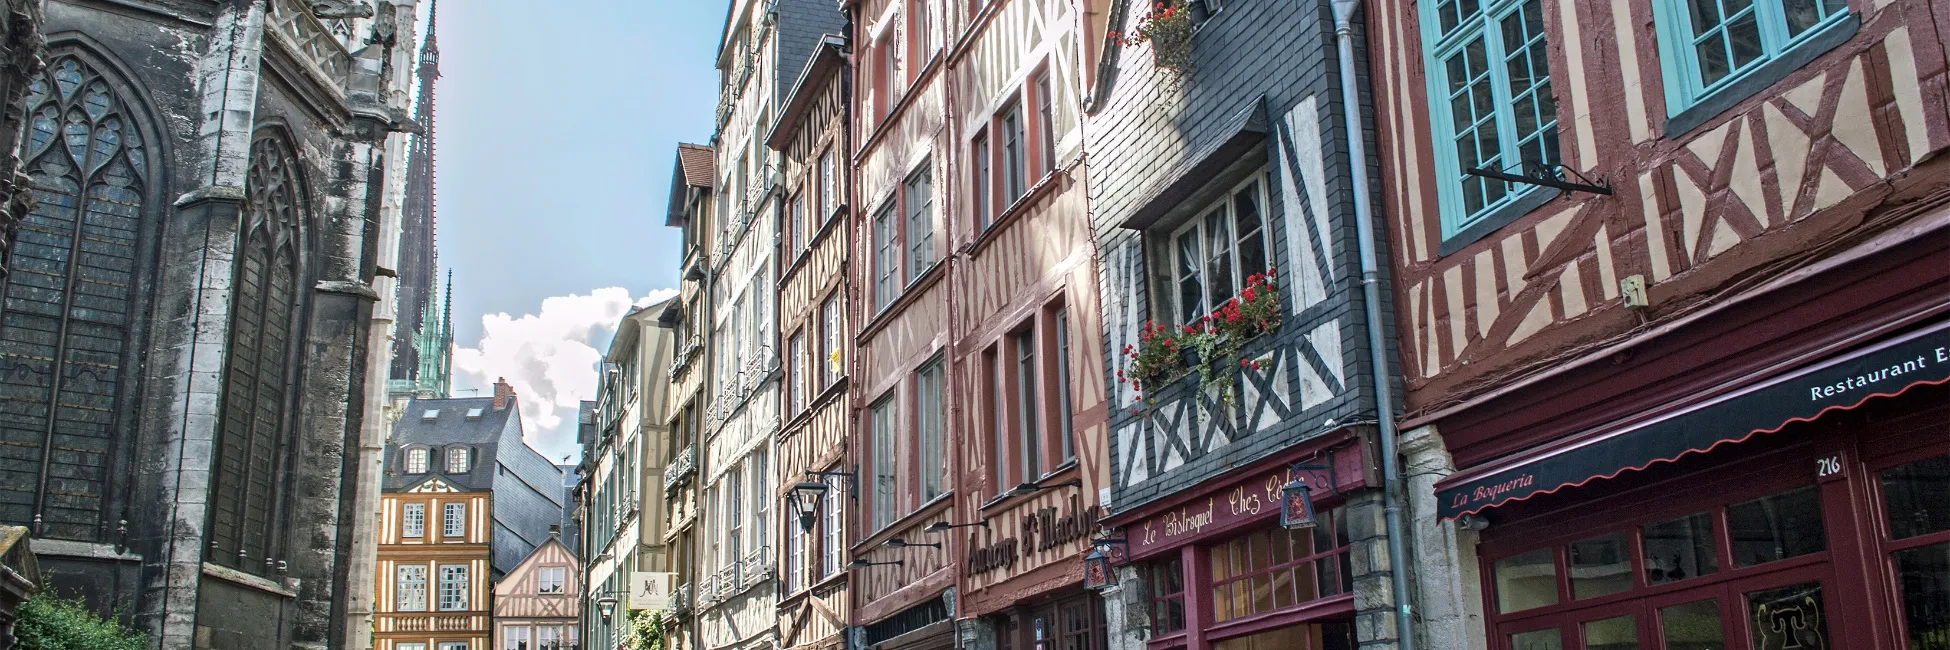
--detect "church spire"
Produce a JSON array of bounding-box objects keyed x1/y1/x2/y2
[{"x1": 390, "y1": 0, "x2": 442, "y2": 385}]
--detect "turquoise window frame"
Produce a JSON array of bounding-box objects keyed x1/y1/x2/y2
[
  {"x1": 1418, "y1": 0, "x2": 1563, "y2": 245},
  {"x1": 1653, "y1": 0, "x2": 1852, "y2": 120}
]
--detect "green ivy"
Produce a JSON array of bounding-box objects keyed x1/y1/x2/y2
[
  {"x1": 623, "y1": 609, "x2": 669, "y2": 650},
  {"x1": 13, "y1": 592, "x2": 146, "y2": 650}
]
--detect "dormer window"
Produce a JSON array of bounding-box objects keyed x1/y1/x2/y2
[
  {"x1": 406, "y1": 448, "x2": 429, "y2": 474},
  {"x1": 465, "y1": 407, "x2": 483, "y2": 420},
  {"x1": 447, "y1": 448, "x2": 471, "y2": 474},
  {"x1": 422, "y1": 409, "x2": 440, "y2": 421}
]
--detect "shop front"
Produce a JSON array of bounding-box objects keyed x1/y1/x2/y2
[
  {"x1": 1433, "y1": 320, "x2": 1950, "y2": 650},
  {"x1": 1103, "y1": 431, "x2": 1371, "y2": 650}
]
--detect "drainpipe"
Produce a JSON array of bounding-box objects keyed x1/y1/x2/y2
[{"x1": 1328, "y1": 1, "x2": 1417, "y2": 649}]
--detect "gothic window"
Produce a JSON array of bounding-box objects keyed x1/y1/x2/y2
[
  {"x1": 208, "y1": 132, "x2": 308, "y2": 575},
  {"x1": 0, "y1": 55, "x2": 153, "y2": 542}
]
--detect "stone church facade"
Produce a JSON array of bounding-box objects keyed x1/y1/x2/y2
[{"x1": 0, "y1": 1, "x2": 425, "y2": 648}]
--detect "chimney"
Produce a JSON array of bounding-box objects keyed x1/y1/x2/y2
[
  {"x1": 548, "y1": 524, "x2": 561, "y2": 540},
  {"x1": 493, "y1": 377, "x2": 515, "y2": 410}
]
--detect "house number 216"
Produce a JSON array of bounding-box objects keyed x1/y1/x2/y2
[{"x1": 1816, "y1": 455, "x2": 1844, "y2": 478}]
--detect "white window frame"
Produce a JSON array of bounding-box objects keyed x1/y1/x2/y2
[
  {"x1": 396, "y1": 564, "x2": 428, "y2": 611},
  {"x1": 870, "y1": 395, "x2": 898, "y2": 531},
  {"x1": 538, "y1": 566, "x2": 565, "y2": 594},
  {"x1": 406, "y1": 448, "x2": 428, "y2": 474},
  {"x1": 446, "y1": 447, "x2": 469, "y2": 474},
  {"x1": 443, "y1": 502, "x2": 466, "y2": 539},
  {"x1": 1165, "y1": 172, "x2": 1271, "y2": 325},
  {"x1": 438, "y1": 564, "x2": 469, "y2": 611},
  {"x1": 403, "y1": 503, "x2": 425, "y2": 538}
]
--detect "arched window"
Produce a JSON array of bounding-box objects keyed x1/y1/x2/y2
[
  {"x1": 208, "y1": 132, "x2": 307, "y2": 575},
  {"x1": 0, "y1": 54, "x2": 152, "y2": 542},
  {"x1": 445, "y1": 447, "x2": 470, "y2": 474},
  {"x1": 406, "y1": 447, "x2": 430, "y2": 474}
]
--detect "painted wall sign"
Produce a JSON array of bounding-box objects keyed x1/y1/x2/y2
[
  {"x1": 1126, "y1": 447, "x2": 1363, "y2": 558},
  {"x1": 965, "y1": 497, "x2": 1104, "y2": 575}
]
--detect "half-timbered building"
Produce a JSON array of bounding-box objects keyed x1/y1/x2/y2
[
  {"x1": 378, "y1": 386, "x2": 569, "y2": 650},
  {"x1": 839, "y1": 0, "x2": 958, "y2": 645},
  {"x1": 697, "y1": 2, "x2": 844, "y2": 650},
  {"x1": 0, "y1": 1, "x2": 427, "y2": 646},
  {"x1": 766, "y1": 34, "x2": 852, "y2": 650},
  {"x1": 582, "y1": 301, "x2": 679, "y2": 649},
  {"x1": 1081, "y1": 0, "x2": 1403, "y2": 648},
  {"x1": 495, "y1": 534, "x2": 582, "y2": 650},
  {"x1": 936, "y1": 0, "x2": 1113, "y2": 648},
  {"x1": 656, "y1": 141, "x2": 717, "y2": 650},
  {"x1": 1360, "y1": 0, "x2": 1950, "y2": 645}
]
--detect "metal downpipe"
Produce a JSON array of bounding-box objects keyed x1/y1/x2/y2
[{"x1": 1329, "y1": 1, "x2": 1417, "y2": 648}]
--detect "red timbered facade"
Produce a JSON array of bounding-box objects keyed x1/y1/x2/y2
[
  {"x1": 770, "y1": 35, "x2": 853, "y2": 650},
  {"x1": 1363, "y1": 0, "x2": 1950, "y2": 646}
]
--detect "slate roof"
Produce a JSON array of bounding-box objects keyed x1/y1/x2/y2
[
  {"x1": 385, "y1": 396, "x2": 567, "y2": 576},
  {"x1": 770, "y1": 0, "x2": 845, "y2": 105}
]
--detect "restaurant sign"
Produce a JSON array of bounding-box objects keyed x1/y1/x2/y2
[
  {"x1": 1125, "y1": 445, "x2": 1364, "y2": 559},
  {"x1": 966, "y1": 496, "x2": 1102, "y2": 575}
]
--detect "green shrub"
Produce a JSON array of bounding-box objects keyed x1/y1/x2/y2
[{"x1": 12, "y1": 592, "x2": 146, "y2": 650}]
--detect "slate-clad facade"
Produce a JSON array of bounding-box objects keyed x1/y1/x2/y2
[
  {"x1": 1080, "y1": 1, "x2": 1399, "y2": 648},
  {"x1": 0, "y1": 1, "x2": 424, "y2": 647}
]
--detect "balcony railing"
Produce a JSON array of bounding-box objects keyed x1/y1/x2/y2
[
  {"x1": 664, "y1": 445, "x2": 697, "y2": 491},
  {"x1": 389, "y1": 614, "x2": 476, "y2": 633},
  {"x1": 670, "y1": 583, "x2": 692, "y2": 617}
]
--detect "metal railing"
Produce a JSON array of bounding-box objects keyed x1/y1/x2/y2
[{"x1": 663, "y1": 445, "x2": 697, "y2": 491}]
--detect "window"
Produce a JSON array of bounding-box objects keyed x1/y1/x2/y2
[
  {"x1": 1053, "y1": 307, "x2": 1074, "y2": 464},
  {"x1": 465, "y1": 407, "x2": 483, "y2": 419},
  {"x1": 1421, "y1": 0, "x2": 1560, "y2": 236},
  {"x1": 972, "y1": 130, "x2": 992, "y2": 229},
  {"x1": 406, "y1": 448, "x2": 429, "y2": 474},
  {"x1": 1168, "y1": 175, "x2": 1269, "y2": 324},
  {"x1": 987, "y1": 348, "x2": 1007, "y2": 496},
  {"x1": 444, "y1": 502, "x2": 466, "y2": 538},
  {"x1": 1208, "y1": 508, "x2": 1352, "y2": 622},
  {"x1": 422, "y1": 409, "x2": 440, "y2": 421},
  {"x1": 1882, "y1": 453, "x2": 1950, "y2": 649},
  {"x1": 505, "y1": 627, "x2": 532, "y2": 650},
  {"x1": 403, "y1": 503, "x2": 425, "y2": 538},
  {"x1": 537, "y1": 627, "x2": 562, "y2": 648},
  {"x1": 1000, "y1": 102, "x2": 1025, "y2": 205},
  {"x1": 446, "y1": 447, "x2": 470, "y2": 474},
  {"x1": 399, "y1": 644, "x2": 426, "y2": 650},
  {"x1": 786, "y1": 331, "x2": 805, "y2": 415},
  {"x1": 871, "y1": 396, "x2": 898, "y2": 530},
  {"x1": 1147, "y1": 558, "x2": 1186, "y2": 634},
  {"x1": 820, "y1": 295, "x2": 843, "y2": 388},
  {"x1": 440, "y1": 643, "x2": 468, "y2": 650},
  {"x1": 397, "y1": 565, "x2": 428, "y2": 611},
  {"x1": 786, "y1": 508, "x2": 806, "y2": 592},
  {"x1": 753, "y1": 449, "x2": 769, "y2": 558},
  {"x1": 873, "y1": 200, "x2": 900, "y2": 311},
  {"x1": 1035, "y1": 71, "x2": 1055, "y2": 174},
  {"x1": 1653, "y1": 0, "x2": 1850, "y2": 117},
  {"x1": 726, "y1": 465, "x2": 743, "y2": 573},
  {"x1": 208, "y1": 133, "x2": 308, "y2": 575},
  {"x1": 1013, "y1": 329, "x2": 1042, "y2": 482},
  {"x1": 822, "y1": 470, "x2": 843, "y2": 578},
  {"x1": 819, "y1": 149, "x2": 838, "y2": 218},
  {"x1": 438, "y1": 564, "x2": 469, "y2": 611},
  {"x1": 917, "y1": 360, "x2": 945, "y2": 501},
  {"x1": 905, "y1": 163, "x2": 935, "y2": 276},
  {"x1": 789, "y1": 191, "x2": 806, "y2": 256},
  {"x1": 910, "y1": 0, "x2": 932, "y2": 65},
  {"x1": 538, "y1": 566, "x2": 566, "y2": 594}
]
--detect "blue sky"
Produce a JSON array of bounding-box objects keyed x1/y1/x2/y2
[{"x1": 431, "y1": 0, "x2": 722, "y2": 459}]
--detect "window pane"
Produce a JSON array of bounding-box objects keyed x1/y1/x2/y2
[
  {"x1": 1882, "y1": 454, "x2": 1950, "y2": 539},
  {"x1": 1644, "y1": 512, "x2": 1718, "y2": 585},
  {"x1": 1894, "y1": 542, "x2": 1950, "y2": 650},
  {"x1": 1727, "y1": 485, "x2": 1826, "y2": 567},
  {"x1": 872, "y1": 398, "x2": 897, "y2": 529},
  {"x1": 1494, "y1": 548, "x2": 1560, "y2": 613},
  {"x1": 1696, "y1": 31, "x2": 1733, "y2": 86},
  {"x1": 1205, "y1": 207, "x2": 1236, "y2": 307},
  {"x1": 1569, "y1": 532, "x2": 1632, "y2": 600},
  {"x1": 1726, "y1": 13, "x2": 1763, "y2": 71},
  {"x1": 1583, "y1": 615, "x2": 1639, "y2": 650},
  {"x1": 1659, "y1": 600, "x2": 1725, "y2": 650},
  {"x1": 1509, "y1": 628, "x2": 1562, "y2": 650},
  {"x1": 1232, "y1": 182, "x2": 1265, "y2": 280},
  {"x1": 1746, "y1": 582, "x2": 1828, "y2": 649},
  {"x1": 1015, "y1": 330, "x2": 1041, "y2": 479},
  {"x1": 1175, "y1": 229, "x2": 1204, "y2": 323}
]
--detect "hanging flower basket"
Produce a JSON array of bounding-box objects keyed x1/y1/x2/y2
[
  {"x1": 1113, "y1": 1, "x2": 1195, "y2": 76},
  {"x1": 1119, "y1": 270, "x2": 1283, "y2": 416}
]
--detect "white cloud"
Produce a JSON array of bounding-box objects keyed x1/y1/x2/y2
[{"x1": 452, "y1": 287, "x2": 678, "y2": 463}]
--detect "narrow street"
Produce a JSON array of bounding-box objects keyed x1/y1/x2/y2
[{"x1": 0, "y1": 1, "x2": 1940, "y2": 649}]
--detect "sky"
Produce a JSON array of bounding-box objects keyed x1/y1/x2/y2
[{"x1": 430, "y1": 0, "x2": 723, "y2": 462}]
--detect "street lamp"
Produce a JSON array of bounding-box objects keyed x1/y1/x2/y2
[
  {"x1": 1083, "y1": 549, "x2": 1116, "y2": 588},
  {"x1": 595, "y1": 594, "x2": 618, "y2": 622},
  {"x1": 784, "y1": 480, "x2": 828, "y2": 533},
  {"x1": 849, "y1": 558, "x2": 903, "y2": 569},
  {"x1": 1007, "y1": 478, "x2": 1082, "y2": 498},
  {"x1": 922, "y1": 520, "x2": 988, "y2": 534},
  {"x1": 1279, "y1": 473, "x2": 1317, "y2": 529},
  {"x1": 883, "y1": 537, "x2": 941, "y2": 550}
]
